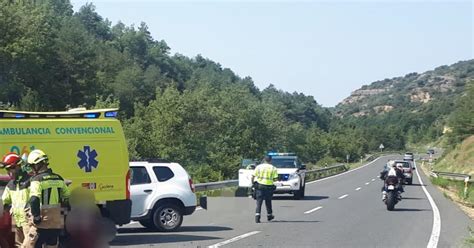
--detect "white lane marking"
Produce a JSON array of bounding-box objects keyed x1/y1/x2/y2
[
  {"x1": 365, "y1": 182, "x2": 370, "y2": 185},
  {"x1": 355, "y1": 187, "x2": 361, "y2": 191},
  {"x1": 208, "y1": 231, "x2": 261, "y2": 248},
  {"x1": 338, "y1": 194, "x2": 348, "y2": 199},
  {"x1": 304, "y1": 206, "x2": 323, "y2": 214},
  {"x1": 196, "y1": 206, "x2": 203, "y2": 211},
  {"x1": 414, "y1": 161, "x2": 440, "y2": 248},
  {"x1": 306, "y1": 156, "x2": 384, "y2": 185},
  {"x1": 371, "y1": 179, "x2": 375, "y2": 181}
]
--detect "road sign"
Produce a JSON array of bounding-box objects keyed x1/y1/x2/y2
[{"x1": 379, "y1": 144, "x2": 384, "y2": 152}]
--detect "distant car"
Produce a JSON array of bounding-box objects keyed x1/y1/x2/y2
[
  {"x1": 0, "y1": 174, "x2": 9, "y2": 186},
  {"x1": 129, "y1": 160, "x2": 197, "y2": 232},
  {"x1": 427, "y1": 149, "x2": 435, "y2": 155},
  {"x1": 403, "y1": 152, "x2": 414, "y2": 161}
]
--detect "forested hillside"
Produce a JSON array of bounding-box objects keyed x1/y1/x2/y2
[
  {"x1": 1, "y1": 1, "x2": 472, "y2": 181},
  {"x1": 335, "y1": 60, "x2": 474, "y2": 147}
]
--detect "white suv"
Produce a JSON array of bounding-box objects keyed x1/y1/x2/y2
[{"x1": 129, "y1": 160, "x2": 197, "y2": 231}]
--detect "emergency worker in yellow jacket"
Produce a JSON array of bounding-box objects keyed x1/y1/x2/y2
[
  {"x1": 1, "y1": 153, "x2": 31, "y2": 247},
  {"x1": 251, "y1": 155, "x2": 278, "y2": 223},
  {"x1": 24, "y1": 149, "x2": 70, "y2": 248}
]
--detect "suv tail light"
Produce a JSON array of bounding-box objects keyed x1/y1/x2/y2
[
  {"x1": 189, "y1": 178, "x2": 195, "y2": 193},
  {"x1": 126, "y1": 169, "x2": 131, "y2": 199}
]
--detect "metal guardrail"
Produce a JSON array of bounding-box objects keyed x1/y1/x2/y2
[
  {"x1": 431, "y1": 171, "x2": 472, "y2": 182},
  {"x1": 195, "y1": 180, "x2": 238, "y2": 192},
  {"x1": 194, "y1": 164, "x2": 347, "y2": 192},
  {"x1": 306, "y1": 164, "x2": 346, "y2": 174}
]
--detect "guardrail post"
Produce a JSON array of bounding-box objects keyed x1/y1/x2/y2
[{"x1": 465, "y1": 176, "x2": 470, "y2": 199}]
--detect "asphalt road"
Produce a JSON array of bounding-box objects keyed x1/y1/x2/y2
[{"x1": 111, "y1": 155, "x2": 473, "y2": 248}]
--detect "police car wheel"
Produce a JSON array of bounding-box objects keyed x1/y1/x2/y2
[
  {"x1": 293, "y1": 185, "x2": 305, "y2": 200},
  {"x1": 153, "y1": 204, "x2": 183, "y2": 232}
]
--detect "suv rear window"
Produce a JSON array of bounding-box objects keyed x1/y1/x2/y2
[
  {"x1": 130, "y1": 167, "x2": 151, "y2": 185},
  {"x1": 153, "y1": 166, "x2": 175, "y2": 182},
  {"x1": 396, "y1": 162, "x2": 410, "y2": 168}
]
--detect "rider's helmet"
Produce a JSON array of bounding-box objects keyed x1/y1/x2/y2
[
  {"x1": 388, "y1": 161, "x2": 396, "y2": 168},
  {"x1": 1, "y1": 153, "x2": 22, "y2": 170}
]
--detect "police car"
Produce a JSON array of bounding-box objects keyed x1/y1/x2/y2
[{"x1": 238, "y1": 153, "x2": 306, "y2": 199}]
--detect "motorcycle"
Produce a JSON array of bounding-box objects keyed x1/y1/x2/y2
[{"x1": 383, "y1": 177, "x2": 401, "y2": 211}]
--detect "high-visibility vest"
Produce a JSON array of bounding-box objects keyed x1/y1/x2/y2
[
  {"x1": 29, "y1": 169, "x2": 70, "y2": 207},
  {"x1": 1, "y1": 174, "x2": 30, "y2": 227},
  {"x1": 253, "y1": 163, "x2": 278, "y2": 186}
]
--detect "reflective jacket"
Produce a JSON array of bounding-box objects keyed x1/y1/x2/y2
[
  {"x1": 1, "y1": 172, "x2": 30, "y2": 227},
  {"x1": 29, "y1": 169, "x2": 70, "y2": 219},
  {"x1": 253, "y1": 163, "x2": 278, "y2": 186}
]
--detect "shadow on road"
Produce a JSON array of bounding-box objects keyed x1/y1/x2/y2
[
  {"x1": 408, "y1": 183, "x2": 427, "y2": 186},
  {"x1": 179, "y1": 226, "x2": 233, "y2": 232},
  {"x1": 118, "y1": 225, "x2": 232, "y2": 234},
  {"x1": 273, "y1": 195, "x2": 329, "y2": 201},
  {"x1": 393, "y1": 208, "x2": 430, "y2": 212},
  {"x1": 270, "y1": 220, "x2": 321, "y2": 223},
  {"x1": 402, "y1": 197, "x2": 425, "y2": 200},
  {"x1": 111, "y1": 234, "x2": 220, "y2": 246}
]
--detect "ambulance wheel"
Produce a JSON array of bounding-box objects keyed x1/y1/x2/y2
[{"x1": 152, "y1": 204, "x2": 183, "y2": 232}]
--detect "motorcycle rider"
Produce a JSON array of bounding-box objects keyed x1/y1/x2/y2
[
  {"x1": 380, "y1": 161, "x2": 405, "y2": 200},
  {"x1": 1, "y1": 153, "x2": 31, "y2": 247},
  {"x1": 23, "y1": 149, "x2": 70, "y2": 248}
]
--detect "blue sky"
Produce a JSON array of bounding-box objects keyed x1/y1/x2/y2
[{"x1": 71, "y1": 0, "x2": 473, "y2": 107}]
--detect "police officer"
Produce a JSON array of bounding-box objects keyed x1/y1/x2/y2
[
  {"x1": 1, "y1": 153, "x2": 31, "y2": 247},
  {"x1": 24, "y1": 149, "x2": 70, "y2": 248},
  {"x1": 251, "y1": 155, "x2": 278, "y2": 223}
]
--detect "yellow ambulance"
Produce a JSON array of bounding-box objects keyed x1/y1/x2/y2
[{"x1": 0, "y1": 108, "x2": 131, "y2": 225}]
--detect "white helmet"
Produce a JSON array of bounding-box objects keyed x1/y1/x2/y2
[
  {"x1": 27, "y1": 149, "x2": 49, "y2": 165},
  {"x1": 388, "y1": 161, "x2": 396, "y2": 168}
]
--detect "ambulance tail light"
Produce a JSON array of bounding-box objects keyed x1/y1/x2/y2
[{"x1": 126, "y1": 169, "x2": 131, "y2": 199}]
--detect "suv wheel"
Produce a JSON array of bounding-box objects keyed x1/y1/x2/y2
[
  {"x1": 152, "y1": 204, "x2": 183, "y2": 232},
  {"x1": 139, "y1": 219, "x2": 155, "y2": 229}
]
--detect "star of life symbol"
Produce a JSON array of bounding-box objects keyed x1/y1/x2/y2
[{"x1": 77, "y1": 146, "x2": 98, "y2": 172}]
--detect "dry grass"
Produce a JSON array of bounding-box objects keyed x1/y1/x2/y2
[{"x1": 435, "y1": 135, "x2": 474, "y2": 175}]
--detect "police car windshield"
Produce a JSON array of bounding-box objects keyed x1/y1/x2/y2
[
  {"x1": 271, "y1": 157, "x2": 297, "y2": 168},
  {"x1": 241, "y1": 159, "x2": 257, "y2": 168}
]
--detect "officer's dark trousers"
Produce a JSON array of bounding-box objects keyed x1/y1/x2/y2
[
  {"x1": 255, "y1": 185, "x2": 274, "y2": 216},
  {"x1": 35, "y1": 229, "x2": 60, "y2": 248}
]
